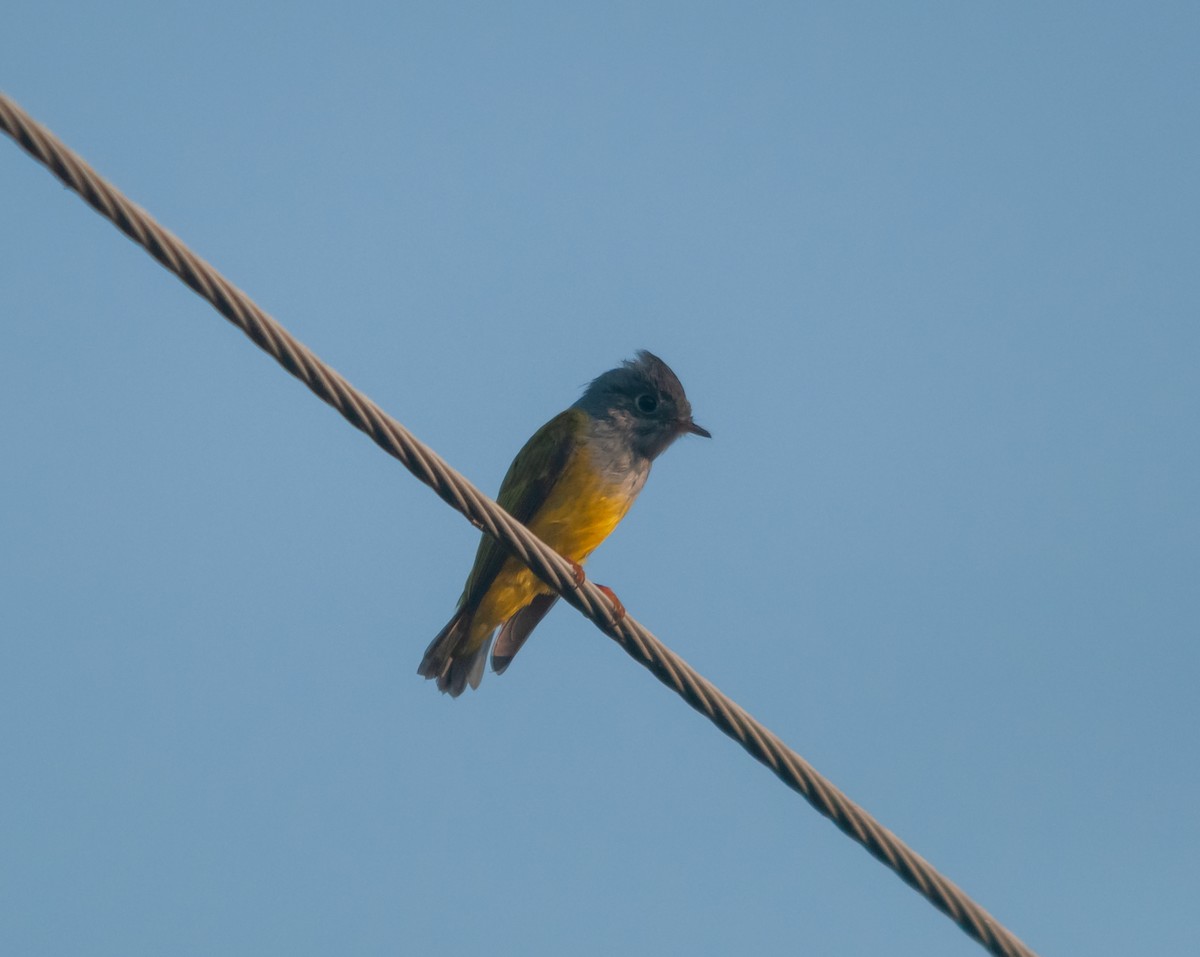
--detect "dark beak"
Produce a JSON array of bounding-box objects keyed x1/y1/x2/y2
[{"x1": 684, "y1": 419, "x2": 712, "y2": 438}]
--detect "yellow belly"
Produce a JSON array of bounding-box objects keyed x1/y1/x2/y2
[{"x1": 470, "y1": 444, "x2": 637, "y2": 644}]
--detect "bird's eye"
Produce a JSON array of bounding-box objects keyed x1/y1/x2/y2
[{"x1": 635, "y1": 393, "x2": 659, "y2": 414}]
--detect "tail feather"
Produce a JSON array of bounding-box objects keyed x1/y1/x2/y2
[
  {"x1": 491, "y1": 593, "x2": 558, "y2": 675},
  {"x1": 418, "y1": 609, "x2": 492, "y2": 697}
]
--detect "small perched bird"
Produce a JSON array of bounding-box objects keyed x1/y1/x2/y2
[{"x1": 418, "y1": 351, "x2": 709, "y2": 696}]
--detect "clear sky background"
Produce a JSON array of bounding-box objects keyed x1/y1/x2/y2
[{"x1": 2, "y1": 4, "x2": 1197, "y2": 956}]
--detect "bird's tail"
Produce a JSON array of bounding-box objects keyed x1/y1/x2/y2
[
  {"x1": 491, "y1": 593, "x2": 558, "y2": 675},
  {"x1": 417, "y1": 608, "x2": 489, "y2": 697}
]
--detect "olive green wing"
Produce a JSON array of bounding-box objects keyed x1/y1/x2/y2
[{"x1": 459, "y1": 407, "x2": 585, "y2": 610}]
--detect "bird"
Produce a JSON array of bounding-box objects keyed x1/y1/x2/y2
[{"x1": 418, "y1": 350, "x2": 709, "y2": 695}]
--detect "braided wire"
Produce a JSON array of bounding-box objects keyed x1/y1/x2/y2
[{"x1": 1, "y1": 92, "x2": 1038, "y2": 957}]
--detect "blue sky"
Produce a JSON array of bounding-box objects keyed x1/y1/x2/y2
[{"x1": 2, "y1": 4, "x2": 1197, "y2": 955}]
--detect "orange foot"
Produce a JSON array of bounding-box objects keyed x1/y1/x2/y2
[
  {"x1": 595, "y1": 584, "x2": 626, "y2": 623},
  {"x1": 568, "y1": 560, "x2": 586, "y2": 587}
]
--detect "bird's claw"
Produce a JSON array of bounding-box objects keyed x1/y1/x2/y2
[
  {"x1": 564, "y1": 561, "x2": 623, "y2": 623},
  {"x1": 595, "y1": 584, "x2": 626, "y2": 623}
]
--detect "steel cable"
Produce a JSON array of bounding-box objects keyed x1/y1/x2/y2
[{"x1": 1, "y1": 92, "x2": 1039, "y2": 957}]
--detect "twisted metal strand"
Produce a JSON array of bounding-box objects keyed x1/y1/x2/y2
[{"x1": 1, "y1": 92, "x2": 1038, "y2": 957}]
